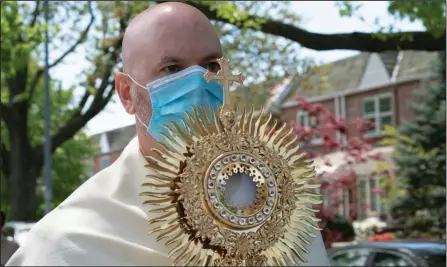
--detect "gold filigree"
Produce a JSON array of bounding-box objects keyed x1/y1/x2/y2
[{"x1": 141, "y1": 58, "x2": 322, "y2": 266}]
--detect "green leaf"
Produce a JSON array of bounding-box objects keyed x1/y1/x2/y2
[
  {"x1": 336, "y1": 1, "x2": 363, "y2": 17},
  {"x1": 1, "y1": 91, "x2": 10, "y2": 104},
  {"x1": 337, "y1": 1, "x2": 446, "y2": 37}
]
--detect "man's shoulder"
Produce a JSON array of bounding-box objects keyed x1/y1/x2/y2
[
  {"x1": 6, "y1": 189, "x2": 153, "y2": 266},
  {"x1": 29, "y1": 140, "x2": 148, "y2": 245},
  {"x1": 7, "y1": 197, "x2": 170, "y2": 266},
  {"x1": 7, "y1": 138, "x2": 170, "y2": 266},
  {"x1": 5, "y1": 212, "x2": 74, "y2": 266}
]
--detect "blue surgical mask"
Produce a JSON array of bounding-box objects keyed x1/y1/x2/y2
[{"x1": 129, "y1": 65, "x2": 223, "y2": 143}]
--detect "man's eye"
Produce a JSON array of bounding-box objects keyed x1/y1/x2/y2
[
  {"x1": 207, "y1": 62, "x2": 220, "y2": 73},
  {"x1": 163, "y1": 65, "x2": 180, "y2": 74}
]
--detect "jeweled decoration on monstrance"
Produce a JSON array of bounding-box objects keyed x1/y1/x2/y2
[{"x1": 141, "y1": 58, "x2": 322, "y2": 266}]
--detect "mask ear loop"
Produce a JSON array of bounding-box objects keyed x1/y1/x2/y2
[
  {"x1": 126, "y1": 74, "x2": 151, "y2": 129},
  {"x1": 126, "y1": 74, "x2": 147, "y2": 90},
  {"x1": 135, "y1": 114, "x2": 148, "y2": 128}
]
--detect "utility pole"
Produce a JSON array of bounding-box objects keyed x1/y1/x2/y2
[{"x1": 43, "y1": 0, "x2": 53, "y2": 215}]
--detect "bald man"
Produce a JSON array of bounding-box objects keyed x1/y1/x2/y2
[{"x1": 6, "y1": 3, "x2": 330, "y2": 266}]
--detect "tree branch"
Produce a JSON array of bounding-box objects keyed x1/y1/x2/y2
[
  {"x1": 27, "y1": 68, "x2": 43, "y2": 108},
  {"x1": 79, "y1": 4, "x2": 130, "y2": 120},
  {"x1": 48, "y1": 2, "x2": 95, "y2": 69},
  {"x1": 186, "y1": 1, "x2": 446, "y2": 52},
  {"x1": 29, "y1": 1, "x2": 41, "y2": 27},
  {"x1": 47, "y1": 80, "x2": 115, "y2": 157},
  {"x1": 32, "y1": 4, "x2": 132, "y2": 163},
  {"x1": 25, "y1": 2, "x2": 96, "y2": 124},
  {"x1": 78, "y1": 90, "x2": 91, "y2": 111}
]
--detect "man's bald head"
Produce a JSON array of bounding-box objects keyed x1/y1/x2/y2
[
  {"x1": 122, "y1": 2, "x2": 222, "y2": 79},
  {"x1": 115, "y1": 2, "x2": 222, "y2": 156}
]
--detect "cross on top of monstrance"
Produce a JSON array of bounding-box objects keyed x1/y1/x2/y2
[{"x1": 204, "y1": 57, "x2": 245, "y2": 128}]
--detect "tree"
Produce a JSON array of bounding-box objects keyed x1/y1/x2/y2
[
  {"x1": 337, "y1": 0, "x2": 446, "y2": 38},
  {"x1": 30, "y1": 76, "x2": 98, "y2": 219},
  {"x1": 1, "y1": 134, "x2": 97, "y2": 220},
  {"x1": 1, "y1": 1, "x2": 125, "y2": 221},
  {"x1": 387, "y1": 51, "x2": 446, "y2": 239},
  {"x1": 1, "y1": 52, "x2": 98, "y2": 221},
  {"x1": 182, "y1": 1, "x2": 446, "y2": 52}
]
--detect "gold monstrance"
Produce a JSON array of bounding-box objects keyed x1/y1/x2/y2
[{"x1": 141, "y1": 58, "x2": 322, "y2": 266}]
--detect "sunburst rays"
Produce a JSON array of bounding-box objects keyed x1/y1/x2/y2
[{"x1": 141, "y1": 102, "x2": 322, "y2": 266}]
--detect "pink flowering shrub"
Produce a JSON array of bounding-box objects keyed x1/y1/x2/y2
[{"x1": 287, "y1": 96, "x2": 385, "y2": 247}]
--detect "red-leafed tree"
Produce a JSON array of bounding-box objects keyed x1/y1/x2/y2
[{"x1": 285, "y1": 96, "x2": 385, "y2": 248}]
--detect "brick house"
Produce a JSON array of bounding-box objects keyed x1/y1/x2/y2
[
  {"x1": 88, "y1": 124, "x2": 137, "y2": 176},
  {"x1": 88, "y1": 51, "x2": 439, "y2": 219},
  {"x1": 278, "y1": 51, "x2": 439, "y2": 219}
]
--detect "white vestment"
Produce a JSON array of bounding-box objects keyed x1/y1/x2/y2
[{"x1": 7, "y1": 137, "x2": 330, "y2": 266}]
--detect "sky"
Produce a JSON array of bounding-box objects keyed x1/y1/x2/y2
[{"x1": 50, "y1": 1, "x2": 425, "y2": 136}]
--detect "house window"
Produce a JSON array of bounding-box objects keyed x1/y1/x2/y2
[
  {"x1": 322, "y1": 187, "x2": 353, "y2": 218},
  {"x1": 323, "y1": 190, "x2": 332, "y2": 209},
  {"x1": 343, "y1": 189, "x2": 352, "y2": 217},
  {"x1": 363, "y1": 94, "x2": 393, "y2": 136},
  {"x1": 99, "y1": 154, "x2": 111, "y2": 171},
  {"x1": 336, "y1": 188, "x2": 352, "y2": 217},
  {"x1": 357, "y1": 176, "x2": 383, "y2": 219},
  {"x1": 296, "y1": 110, "x2": 322, "y2": 144},
  {"x1": 87, "y1": 158, "x2": 95, "y2": 177}
]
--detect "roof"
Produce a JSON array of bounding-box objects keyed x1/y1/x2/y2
[
  {"x1": 231, "y1": 76, "x2": 288, "y2": 110},
  {"x1": 395, "y1": 51, "x2": 439, "y2": 81},
  {"x1": 378, "y1": 51, "x2": 400, "y2": 77},
  {"x1": 287, "y1": 51, "x2": 439, "y2": 100},
  {"x1": 91, "y1": 124, "x2": 136, "y2": 152},
  {"x1": 294, "y1": 53, "x2": 370, "y2": 98},
  {"x1": 265, "y1": 74, "x2": 296, "y2": 107}
]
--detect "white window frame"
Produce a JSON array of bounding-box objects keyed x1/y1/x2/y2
[
  {"x1": 335, "y1": 188, "x2": 351, "y2": 217},
  {"x1": 343, "y1": 189, "x2": 350, "y2": 217},
  {"x1": 99, "y1": 154, "x2": 111, "y2": 171},
  {"x1": 322, "y1": 189, "x2": 330, "y2": 208},
  {"x1": 296, "y1": 110, "x2": 323, "y2": 145},
  {"x1": 357, "y1": 175, "x2": 383, "y2": 219},
  {"x1": 362, "y1": 93, "x2": 393, "y2": 137},
  {"x1": 337, "y1": 188, "x2": 344, "y2": 215},
  {"x1": 322, "y1": 187, "x2": 351, "y2": 217}
]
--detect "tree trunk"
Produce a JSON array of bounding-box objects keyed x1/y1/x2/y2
[
  {"x1": 8, "y1": 106, "x2": 38, "y2": 222},
  {"x1": 9, "y1": 158, "x2": 38, "y2": 222}
]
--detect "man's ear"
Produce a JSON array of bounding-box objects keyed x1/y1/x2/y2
[{"x1": 115, "y1": 72, "x2": 136, "y2": 115}]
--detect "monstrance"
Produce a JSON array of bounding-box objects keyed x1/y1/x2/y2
[{"x1": 141, "y1": 58, "x2": 322, "y2": 266}]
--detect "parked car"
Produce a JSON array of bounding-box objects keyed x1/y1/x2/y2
[{"x1": 328, "y1": 241, "x2": 446, "y2": 266}]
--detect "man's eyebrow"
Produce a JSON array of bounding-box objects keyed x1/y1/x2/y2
[
  {"x1": 202, "y1": 52, "x2": 223, "y2": 61},
  {"x1": 159, "y1": 56, "x2": 181, "y2": 65}
]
